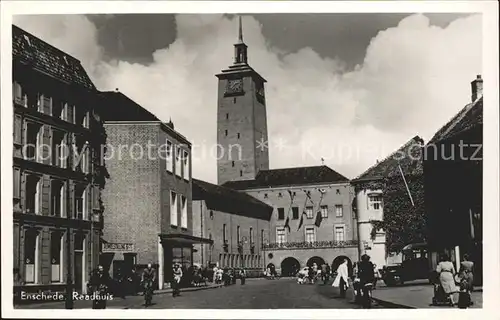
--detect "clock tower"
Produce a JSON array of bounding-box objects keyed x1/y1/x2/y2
[{"x1": 216, "y1": 16, "x2": 269, "y2": 185}]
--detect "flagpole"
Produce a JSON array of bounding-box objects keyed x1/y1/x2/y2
[{"x1": 398, "y1": 164, "x2": 414, "y2": 207}]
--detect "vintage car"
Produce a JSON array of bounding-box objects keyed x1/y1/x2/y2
[{"x1": 381, "y1": 242, "x2": 434, "y2": 286}]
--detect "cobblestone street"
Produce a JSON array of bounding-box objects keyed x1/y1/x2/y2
[{"x1": 18, "y1": 278, "x2": 386, "y2": 309}]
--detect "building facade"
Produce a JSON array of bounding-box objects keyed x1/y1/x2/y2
[
  {"x1": 100, "y1": 92, "x2": 211, "y2": 289},
  {"x1": 12, "y1": 26, "x2": 105, "y2": 294},
  {"x1": 424, "y1": 76, "x2": 483, "y2": 285},
  {"x1": 192, "y1": 179, "x2": 273, "y2": 277},
  {"x1": 352, "y1": 136, "x2": 424, "y2": 269},
  {"x1": 223, "y1": 166, "x2": 358, "y2": 276},
  {"x1": 216, "y1": 16, "x2": 269, "y2": 185}
]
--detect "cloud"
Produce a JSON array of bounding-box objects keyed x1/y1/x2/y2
[{"x1": 13, "y1": 13, "x2": 482, "y2": 183}]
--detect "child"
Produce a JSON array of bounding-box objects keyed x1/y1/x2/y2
[{"x1": 457, "y1": 279, "x2": 471, "y2": 309}]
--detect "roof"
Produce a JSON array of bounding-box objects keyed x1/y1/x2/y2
[
  {"x1": 98, "y1": 91, "x2": 160, "y2": 122},
  {"x1": 221, "y1": 165, "x2": 349, "y2": 190},
  {"x1": 353, "y1": 136, "x2": 424, "y2": 182},
  {"x1": 192, "y1": 178, "x2": 273, "y2": 220},
  {"x1": 12, "y1": 25, "x2": 95, "y2": 90},
  {"x1": 429, "y1": 96, "x2": 483, "y2": 144}
]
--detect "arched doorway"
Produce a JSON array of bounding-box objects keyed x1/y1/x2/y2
[
  {"x1": 281, "y1": 257, "x2": 300, "y2": 276},
  {"x1": 332, "y1": 256, "x2": 353, "y2": 276},
  {"x1": 306, "y1": 256, "x2": 326, "y2": 268},
  {"x1": 266, "y1": 263, "x2": 276, "y2": 272}
]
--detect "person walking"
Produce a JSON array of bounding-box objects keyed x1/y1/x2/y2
[
  {"x1": 172, "y1": 263, "x2": 183, "y2": 297},
  {"x1": 358, "y1": 254, "x2": 375, "y2": 308},
  {"x1": 436, "y1": 253, "x2": 457, "y2": 306},
  {"x1": 457, "y1": 254, "x2": 474, "y2": 308},
  {"x1": 88, "y1": 265, "x2": 111, "y2": 309},
  {"x1": 332, "y1": 259, "x2": 349, "y2": 298},
  {"x1": 239, "y1": 268, "x2": 246, "y2": 285}
]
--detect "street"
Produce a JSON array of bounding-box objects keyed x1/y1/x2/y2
[{"x1": 18, "y1": 278, "x2": 388, "y2": 309}]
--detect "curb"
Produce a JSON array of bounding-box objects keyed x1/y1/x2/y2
[
  {"x1": 371, "y1": 297, "x2": 415, "y2": 309},
  {"x1": 154, "y1": 284, "x2": 223, "y2": 295}
]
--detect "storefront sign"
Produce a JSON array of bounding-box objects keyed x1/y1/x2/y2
[{"x1": 102, "y1": 243, "x2": 135, "y2": 253}]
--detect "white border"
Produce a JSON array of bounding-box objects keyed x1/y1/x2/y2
[{"x1": 1, "y1": 1, "x2": 498, "y2": 319}]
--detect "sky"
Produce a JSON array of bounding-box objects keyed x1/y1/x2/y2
[{"x1": 13, "y1": 13, "x2": 482, "y2": 183}]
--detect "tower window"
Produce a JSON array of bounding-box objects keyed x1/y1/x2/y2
[
  {"x1": 237, "y1": 133, "x2": 240, "y2": 139},
  {"x1": 225, "y1": 130, "x2": 228, "y2": 136},
  {"x1": 226, "y1": 113, "x2": 229, "y2": 120},
  {"x1": 233, "y1": 97, "x2": 237, "y2": 104},
  {"x1": 232, "y1": 161, "x2": 235, "y2": 167},
  {"x1": 240, "y1": 170, "x2": 243, "y2": 177}
]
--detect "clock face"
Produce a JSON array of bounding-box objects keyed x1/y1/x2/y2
[{"x1": 226, "y1": 79, "x2": 243, "y2": 94}]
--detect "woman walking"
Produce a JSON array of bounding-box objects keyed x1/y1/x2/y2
[
  {"x1": 436, "y1": 253, "x2": 457, "y2": 306},
  {"x1": 332, "y1": 259, "x2": 349, "y2": 298},
  {"x1": 457, "y1": 254, "x2": 474, "y2": 308}
]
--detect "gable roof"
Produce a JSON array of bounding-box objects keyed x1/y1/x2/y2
[
  {"x1": 353, "y1": 136, "x2": 424, "y2": 182},
  {"x1": 12, "y1": 25, "x2": 95, "y2": 90},
  {"x1": 192, "y1": 178, "x2": 273, "y2": 220},
  {"x1": 221, "y1": 165, "x2": 349, "y2": 190},
  {"x1": 429, "y1": 96, "x2": 483, "y2": 144},
  {"x1": 98, "y1": 91, "x2": 160, "y2": 122}
]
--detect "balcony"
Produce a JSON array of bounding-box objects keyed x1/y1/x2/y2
[{"x1": 263, "y1": 240, "x2": 359, "y2": 251}]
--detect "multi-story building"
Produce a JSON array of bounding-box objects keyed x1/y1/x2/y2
[
  {"x1": 100, "y1": 91, "x2": 211, "y2": 289},
  {"x1": 12, "y1": 26, "x2": 105, "y2": 294},
  {"x1": 192, "y1": 179, "x2": 273, "y2": 277},
  {"x1": 223, "y1": 166, "x2": 357, "y2": 276},
  {"x1": 424, "y1": 75, "x2": 483, "y2": 285},
  {"x1": 351, "y1": 136, "x2": 424, "y2": 269}
]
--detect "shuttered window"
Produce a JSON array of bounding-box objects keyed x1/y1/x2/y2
[{"x1": 13, "y1": 168, "x2": 21, "y2": 199}]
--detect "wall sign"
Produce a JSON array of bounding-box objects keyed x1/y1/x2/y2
[{"x1": 102, "y1": 243, "x2": 135, "y2": 253}]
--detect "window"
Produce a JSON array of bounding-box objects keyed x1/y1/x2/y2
[
  {"x1": 51, "y1": 232, "x2": 63, "y2": 282},
  {"x1": 276, "y1": 227, "x2": 286, "y2": 245},
  {"x1": 24, "y1": 229, "x2": 39, "y2": 283},
  {"x1": 223, "y1": 224, "x2": 227, "y2": 242},
  {"x1": 74, "y1": 233, "x2": 85, "y2": 251},
  {"x1": 13, "y1": 168, "x2": 21, "y2": 200},
  {"x1": 25, "y1": 122, "x2": 42, "y2": 162},
  {"x1": 335, "y1": 226, "x2": 345, "y2": 241},
  {"x1": 181, "y1": 196, "x2": 187, "y2": 228},
  {"x1": 226, "y1": 113, "x2": 229, "y2": 120},
  {"x1": 277, "y1": 208, "x2": 285, "y2": 220},
  {"x1": 37, "y1": 94, "x2": 52, "y2": 114},
  {"x1": 237, "y1": 226, "x2": 240, "y2": 242},
  {"x1": 182, "y1": 150, "x2": 190, "y2": 180},
  {"x1": 26, "y1": 174, "x2": 41, "y2": 214},
  {"x1": 175, "y1": 146, "x2": 182, "y2": 177},
  {"x1": 60, "y1": 103, "x2": 68, "y2": 121},
  {"x1": 250, "y1": 228, "x2": 253, "y2": 244},
  {"x1": 14, "y1": 115, "x2": 22, "y2": 145},
  {"x1": 75, "y1": 185, "x2": 87, "y2": 219},
  {"x1": 321, "y1": 205, "x2": 328, "y2": 218},
  {"x1": 292, "y1": 207, "x2": 299, "y2": 220},
  {"x1": 170, "y1": 191, "x2": 178, "y2": 226},
  {"x1": 278, "y1": 193, "x2": 283, "y2": 198},
  {"x1": 50, "y1": 180, "x2": 64, "y2": 217},
  {"x1": 225, "y1": 130, "x2": 228, "y2": 136},
  {"x1": 166, "y1": 140, "x2": 173, "y2": 172},
  {"x1": 52, "y1": 130, "x2": 66, "y2": 168},
  {"x1": 74, "y1": 138, "x2": 88, "y2": 173},
  {"x1": 13, "y1": 81, "x2": 27, "y2": 107},
  {"x1": 368, "y1": 194, "x2": 383, "y2": 210},
  {"x1": 261, "y1": 229, "x2": 264, "y2": 247},
  {"x1": 306, "y1": 206, "x2": 314, "y2": 219},
  {"x1": 305, "y1": 227, "x2": 316, "y2": 243},
  {"x1": 335, "y1": 205, "x2": 343, "y2": 217},
  {"x1": 210, "y1": 210, "x2": 214, "y2": 220},
  {"x1": 232, "y1": 161, "x2": 235, "y2": 167},
  {"x1": 237, "y1": 133, "x2": 240, "y2": 139},
  {"x1": 240, "y1": 170, "x2": 243, "y2": 177},
  {"x1": 82, "y1": 111, "x2": 89, "y2": 128}
]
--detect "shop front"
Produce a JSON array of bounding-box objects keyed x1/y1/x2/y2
[{"x1": 99, "y1": 241, "x2": 137, "y2": 280}]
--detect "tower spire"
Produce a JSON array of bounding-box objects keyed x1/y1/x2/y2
[{"x1": 238, "y1": 15, "x2": 243, "y2": 43}]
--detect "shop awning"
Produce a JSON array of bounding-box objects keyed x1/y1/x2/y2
[{"x1": 160, "y1": 233, "x2": 213, "y2": 246}]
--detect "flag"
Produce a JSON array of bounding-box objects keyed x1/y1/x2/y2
[
  {"x1": 314, "y1": 211, "x2": 323, "y2": 227},
  {"x1": 287, "y1": 189, "x2": 294, "y2": 200},
  {"x1": 398, "y1": 164, "x2": 414, "y2": 206},
  {"x1": 304, "y1": 190, "x2": 314, "y2": 205},
  {"x1": 297, "y1": 212, "x2": 306, "y2": 231},
  {"x1": 284, "y1": 216, "x2": 291, "y2": 233}
]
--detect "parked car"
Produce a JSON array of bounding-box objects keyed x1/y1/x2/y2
[{"x1": 381, "y1": 242, "x2": 434, "y2": 286}]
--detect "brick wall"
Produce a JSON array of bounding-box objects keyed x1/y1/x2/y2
[{"x1": 245, "y1": 183, "x2": 356, "y2": 244}]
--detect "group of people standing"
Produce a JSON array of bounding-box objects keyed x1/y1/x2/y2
[
  {"x1": 435, "y1": 253, "x2": 475, "y2": 308},
  {"x1": 212, "y1": 266, "x2": 247, "y2": 285}
]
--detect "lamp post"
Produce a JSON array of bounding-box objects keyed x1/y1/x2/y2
[{"x1": 65, "y1": 175, "x2": 73, "y2": 309}]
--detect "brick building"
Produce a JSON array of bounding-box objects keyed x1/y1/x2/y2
[
  {"x1": 12, "y1": 26, "x2": 105, "y2": 294},
  {"x1": 424, "y1": 75, "x2": 483, "y2": 284},
  {"x1": 192, "y1": 179, "x2": 273, "y2": 277},
  {"x1": 100, "y1": 91, "x2": 211, "y2": 289},
  {"x1": 223, "y1": 166, "x2": 358, "y2": 276}
]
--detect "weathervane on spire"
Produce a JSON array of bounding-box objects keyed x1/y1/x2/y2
[
  {"x1": 238, "y1": 15, "x2": 244, "y2": 43},
  {"x1": 321, "y1": 158, "x2": 325, "y2": 165},
  {"x1": 234, "y1": 15, "x2": 248, "y2": 64}
]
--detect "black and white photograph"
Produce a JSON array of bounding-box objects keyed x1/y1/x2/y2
[{"x1": 1, "y1": 0, "x2": 499, "y2": 318}]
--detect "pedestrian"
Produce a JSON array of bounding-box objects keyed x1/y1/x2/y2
[
  {"x1": 436, "y1": 253, "x2": 458, "y2": 306},
  {"x1": 357, "y1": 254, "x2": 375, "y2": 308},
  {"x1": 372, "y1": 264, "x2": 378, "y2": 289},
  {"x1": 332, "y1": 259, "x2": 349, "y2": 298},
  {"x1": 172, "y1": 263, "x2": 183, "y2": 297},
  {"x1": 88, "y1": 265, "x2": 110, "y2": 309},
  {"x1": 457, "y1": 254, "x2": 474, "y2": 308},
  {"x1": 239, "y1": 268, "x2": 246, "y2": 285},
  {"x1": 212, "y1": 265, "x2": 218, "y2": 283},
  {"x1": 141, "y1": 263, "x2": 156, "y2": 306}
]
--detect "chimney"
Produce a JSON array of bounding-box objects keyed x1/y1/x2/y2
[{"x1": 471, "y1": 74, "x2": 483, "y2": 102}]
